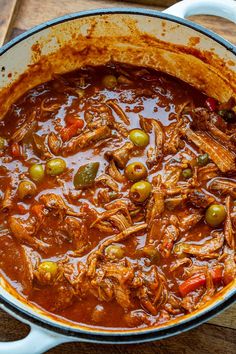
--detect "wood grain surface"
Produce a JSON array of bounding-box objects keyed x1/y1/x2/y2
[
  {"x1": 121, "y1": 0, "x2": 178, "y2": 5},
  {"x1": 189, "y1": 14, "x2": 236, "y2": 45},
  {"x1": 6, "y1": 0, "x2": 236, "y2": 45},
  {"x1": 0, "y1": 0, "x2": 20, "y2": 45},
  {"x1": 0, "y1": 0, "x2": 236, "y2": 353}
]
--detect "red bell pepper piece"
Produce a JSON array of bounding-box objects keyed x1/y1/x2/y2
[
  {"x1": 65, "y1": 116, "x2": 84, "y2": 127},
  {"x1": 61, "y1": 118, "x2": 84, "y2": 142},
  {"x1": 10, "y1": 142, "x2": 21, "y2": 157},
  {"x1": 179, "y1": 267, "x2": 222, "y2": 297},
  {"x1": 205, "y1": 97, "x2": 218, "y2": 112},
  {"x1": 17, "y1": 204, "x2": 27, "y2": 214},
  {"x1": 210, "y1": 267, "x2": 223, "y2": 284}
]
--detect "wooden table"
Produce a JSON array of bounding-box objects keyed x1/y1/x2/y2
[{"x1": 0, "y1": 1, "x2": 235, "y2": 353}]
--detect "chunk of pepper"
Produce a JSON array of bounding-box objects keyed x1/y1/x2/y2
[
  {"x1": 73, "y1": 162, "x2": 99, "y2": 189},
  {"x1": 179, "y1": 267, "x2": 222, "y2": 297}
]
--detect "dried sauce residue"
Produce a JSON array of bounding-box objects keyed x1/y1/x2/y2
[
  {"x1": 188, "y1": 36, "x2": 200, "y2": 47},
  {"x1": 0, "y1": 14, "x2": 235, "y2": 121}
]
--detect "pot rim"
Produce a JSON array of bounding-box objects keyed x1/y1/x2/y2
[
  {"x1": 0, "y1": 7, "x2": 235, "y2": 342},
  {"x1": 1, "y1": 7, "x2": 236, "y2": 56}
]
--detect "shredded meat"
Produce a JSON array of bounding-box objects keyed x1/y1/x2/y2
[
  {"x1": 85, "y1": 104, "x2": 114, "y2": 129},
  {"x1": 39, "y1": 194, "x2": 81, "y2": 218},
  {"x1": 98, "y1": 223, "x2": 147, "y2": 253},
  {"x1": 87, "y1": 223, "x2": 147, "y2": 278},
  {"x1": 164, "y1": 166, "x2": 182, "y2": 188},
  {"x1": 139, "y1": 115, "x2": 153, "y2": 133},
  {"x1": 188, "y1": 189, "x2": 215, "y2": 208},
  {"x1": 107, "y1": 160, "x2": 126, "y2": 183},
  {"x1": 113, "y1": 121, "x2": 129, "y2": 137},
  {"x1": 184, "y1": 128, "x2": 236, "y2": 172},
  {"x1": 224, "y1": 196, "x2": 235, "y2": 249},
  {"x1": 33, "y1": 133, "x2": 52, "y2": 159},
  {"x1": 165, "y1": 195, "x2": 187, "y2": 210},
  {"x1": 106, "y1": 142, "x2": 134, "y2": 169},
  {"x1": 170, "y1": 257, "x2": 192, "y2": 272},
  {"x1": 109, "y1": 213, "x2": 132, "y2": 231},
  {"x1": 164, "y1": 118, "x2": 186, "y2": 155},
  {"x1": 1, "y1": 186, "x2": 13, "y2": 212},
  {"x1": 180, "y1": 211, "x2": 203, "y2": 232},
  {"x1": 11, "y1": 112, "x2": 37, "y2": 143},
  {"x1": 135, "y1": 266, "x2": 168, "y2": 315},
  {"x1": 96, "y1": 174, "x2": 119, "y2": 192},
  {"x1": 142, "y1": 117, "x2": 165, "y2": 168},
  {"x1": 198, "y1": 164, "x2": 219, "y2": 182},
  {"x1": 175, "y1": 232, "x2": 224, "y2": 258},
  {"x1": 90, "y1": 206, "x2": 132, "y2": 233},
  {"x1": 223, "y1": 248, "x2": 236, "y2": 284},
  {"x1": 190, "y1": 108, "x2": 235, "y2": 150},
  {"x1": 209, "y1": 177, "x2": 236, "y2": 198},
  {"x1": 106, "y1": 99, "x2": 130, "y2": 125},
  {"x1": 48, "y1": 132, "x2": 61, "y2": 155},
  {"x1": 146, "y1": 176, "x2": 165, "y2": 226},
  {"x1": 159, "y1": 223, "x2": 180, "y2": 258},
  {"x1": 64, "y1": 126, "x2": 111, "y2": 154},
  {"x1": 63, "y1": 216, "x2": 87, "y2": 250},
  {"x1": 8, "y1": 216, "x2": 48, "y2": 252},
  {"x1": 20, "y1": 246, "x2": 38, "y2": 293}
]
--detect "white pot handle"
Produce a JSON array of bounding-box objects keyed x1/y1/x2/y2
[
  {"x1": 0, "y1": 324, "x2": 70, "y2": 354},
  {"x1": 164, "y1": 0, "x2": 236, "y2": 23}
]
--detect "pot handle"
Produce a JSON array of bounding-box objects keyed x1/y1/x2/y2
[
  {"x1": 0, "y1": 324, "x2": 70, "y2": 354},
  {"x1": 164, "y1": 0, "x2": 236, "y2": 23}
]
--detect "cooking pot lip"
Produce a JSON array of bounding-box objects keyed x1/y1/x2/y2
[
  {"x1": 0, "y1": 288, "x2": 235, "y2": 342},
  {"x1": 0, "y1": 7, "x2": 236, "y2": 56},
  {"x1": 0, "y1": 6, "x2": 235, "y2": 342}
]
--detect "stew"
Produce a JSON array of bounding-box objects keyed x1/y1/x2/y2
[{"x1": 0, "y1": 63, "x2": 235, "y2": 329}]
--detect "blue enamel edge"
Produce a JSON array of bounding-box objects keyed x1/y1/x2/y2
[{"x1": 0, "y1": 7, "x2": 236, "y2": 55}]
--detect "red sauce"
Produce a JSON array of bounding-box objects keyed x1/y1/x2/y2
[{"x1": 0, "y1": 63, "x2": 235, "y2": 329}]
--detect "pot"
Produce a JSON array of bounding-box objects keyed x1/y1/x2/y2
[{"x1": 0, "y1": 0, "x2": 236, "y2": 352}]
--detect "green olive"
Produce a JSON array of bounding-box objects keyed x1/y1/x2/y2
[
  {"x1": 182, "y1": 168, "x2": 192, "y2": 179},
  {"x1": 18, "y1": 180, "x2": 37, "y2": 200},
  {"x1": 129, "y1": 129, "x2": 149, "y2": 147},
  {"x1": 0, "y1": 137, "x2": 6, "y2": 150},
  {"x1": 125, "y1": 162, "x2": 147, "y2": 182},
  {"x1": 38, "y1": 261, "x2": 58, "y2": 276},
  {"x1": 102, "y1": 75, "x2": 117, "y2": 89},
  {"x1": 218, "y1": 110, "x2": 227, "y2": 117},
  {"x1": 218, "y1": 109, "x2": 235, "y2": 121},
  {"x1": 141, "y1": 245, "x2": 160, "y2": 262},
  {"x1": 205, "y1": 204, "x2": 226, "y2": 227},
  {"x1": 197, "y1": 153, "x2": 209, "y2": 166},
  {"x1": 29, "y1": 164, "x2": 45, "y2": 182},
  {"x1": 105, "y1": 245, "x2": 124, "y2": 260},
  {"x1": 46, "y1": 158, "x2": 66, "y2": 176},
  {"x1": 130, "y1": 180, "x2": 152, "y2": 203}
]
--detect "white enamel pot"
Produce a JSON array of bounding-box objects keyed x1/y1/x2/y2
[{"x1": 0, "y1": 0, "x2": 236, "y2": 353}]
